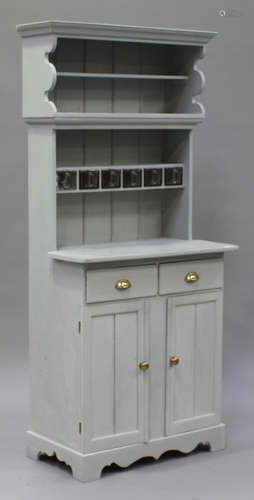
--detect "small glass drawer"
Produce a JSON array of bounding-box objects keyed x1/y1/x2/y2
[
  {"x1": 102, "y1": 170, "x2": 121, "y2": 189},
  {"x1": 123, "y1": 169, "x2": 142, "y2": 188},
  {"x1": 144, "y1": 168, "x2": 162, "y2": 187},
  {"x1": 79, "y1": 170, "x2": 99, "y2": 190},
  {"x1": 57, "y1": 171, "x2": 77, "y2": 191},
  {"x1": 165, "y1": 167, "x2": 183, "y2": 186}
]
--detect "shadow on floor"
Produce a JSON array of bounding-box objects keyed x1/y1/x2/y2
[{"x1": 38, "y1": 453, "x2": 72, "y2": 476}]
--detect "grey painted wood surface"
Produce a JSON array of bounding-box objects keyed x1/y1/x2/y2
[{"x1": 18, "y1": 20, "x2": 238, "y2": 483}]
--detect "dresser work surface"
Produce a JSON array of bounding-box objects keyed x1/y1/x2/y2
[
  {"x1": 17, "y1": 20, "x2": 238, "y2": 482},
  {"x1": 49, "y1": 238, "x2": 237, "y2": 263}
]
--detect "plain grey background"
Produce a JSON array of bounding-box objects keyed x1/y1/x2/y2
[{"x1": 1, "y1": 0, "x2": 253, "y2": 498}]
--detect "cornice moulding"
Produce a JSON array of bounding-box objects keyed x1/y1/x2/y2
[{"x1": 17, "y1": 20, "x2": 217, "y2": 46}]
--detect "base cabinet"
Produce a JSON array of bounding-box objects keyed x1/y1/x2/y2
[
  {"x1": 83, "y1": 286, "x2": 223, "y2": 452},
  {"x1": 25, "y1": 257, "x2": 230, "y2": 482}
]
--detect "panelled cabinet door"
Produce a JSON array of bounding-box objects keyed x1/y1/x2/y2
[
  {"x1": 83, "y1": 300, "x2": 148, "y2": 452},
  {"x1": 166, "y1": 291, "x2": 223, "y2": 435}
]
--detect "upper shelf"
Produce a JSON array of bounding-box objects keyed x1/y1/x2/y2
[
  {"x1": 17, "y1": 21, "x2": 216, "y2": 123},
  {"x1": 48, "y1": 38, "x2": 205, "y2": 120},
  {"x1": 27, "y1": 113, "x2": 204, "y2": 126},
  {"x1": 57, "y1": 72, "x2": 189, "y2": 81}
]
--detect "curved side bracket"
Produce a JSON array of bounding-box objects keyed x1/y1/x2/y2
[
  {"x1": 22, "y1": 35, "x2": 57, "y2": 119},
  {"x1": 189, "y1": 46, "x2": 206, "y2": 116}
]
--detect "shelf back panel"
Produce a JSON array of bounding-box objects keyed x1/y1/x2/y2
[
  {"x1": 56, "y1": 129, "x2": 191, "y2": 246},
  {"x1": 56, "y1": 129, "x2": 188, "y2": 167},
  {"x1": 50, "y1": 38, "x2": 200, "y2": 75},
  {"x1": 49, "y1": 39, "x2": 203, "y2": 115}
]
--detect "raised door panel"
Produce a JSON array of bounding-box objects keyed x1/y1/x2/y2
[
  {"x1": 166, "y1": 292, "x2": 223, "y2": 435},
  {"x1": 84, "y1": 300, "x2": 147, "y2": 452}
]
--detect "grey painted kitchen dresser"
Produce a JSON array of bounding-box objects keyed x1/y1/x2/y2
[{"x1": 17, "y1": 20, "x2": 238, "y2": 482}]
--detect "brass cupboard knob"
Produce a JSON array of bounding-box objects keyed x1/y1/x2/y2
[
  {"x1": 139, "y1": 361, "x2": 149, "y2": 371},
  {"x1": 170, "y1": 356, "x2": 180, "y2": 366},
  {"x1": 184, "y1": 271, "x2": 199, "y2": 283},
  {"x1": 115, "y1": 278, "x2": 132, "y2": 290}
]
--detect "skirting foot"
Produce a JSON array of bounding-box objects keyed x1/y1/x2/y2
[
  {"x1": 209, "y1": 424, "x2": 226, "y2": 452},
  {"x1": 72, "y1": 462, "x2": 102, "y2": 483},
  {"x1": 27, "y1": 445, "x2": 39, "y2": 461}
]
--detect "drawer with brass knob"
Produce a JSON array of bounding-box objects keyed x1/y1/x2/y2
[
  {"x1": 86, "y1": 265, "x2": 157, "y2": 303},
  {"x1": 159, "y1": 258, "x2": 223, "y2": 295}
]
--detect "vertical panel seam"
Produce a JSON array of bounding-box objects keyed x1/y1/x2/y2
[
  {"x1": 193, "y1": 302, "x2": 197, "y2": 417},
  {"x1": 212, "y1": 298, "x2": 217, "y2": 413},
  {"x1": 82, "y1": 128, "x2": 86, "y2": 243},
  {"x1": 164, "y1": 298, "x2": 169, "y2": 435},
  {"x1": 113, "y1": 313, "x2": 116, "y2": 435},
  {"x1": 146, "y1": 301, "x2": 151, "y2": 441},
  {"x1": 111, "y1": 41, "x2": 114, "y2": 113},
  {"x1": 137, "y1": 130, "x2": 141, "y2": 239},
  {"x1": 110, "y1": 130, "x2": 114, "y2": 241},
  {"x1": 137, "y1": 309, "x2": 140, "y2": 433},
  {"x1": 138, "y1": 44, "x2": 142, "y2": 113},
  {"x1": 83, "y1": 40, "x2": 86, "y2": 113},
  {"x1": 82, "y1": 195, "x2": 86, "y2": 244}
]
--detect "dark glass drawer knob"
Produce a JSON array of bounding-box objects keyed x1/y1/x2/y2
[
  {"x1": 79, "y1": 170, "x2": 99, "y2": 190},
  {"x1": 144, "y1": 168, "x2": 162, "y2": 187},
  {"x1": 57, "y1": 171, "x2": 77, "y2": 191},
  {"x1": 165, "y1": 167, "x2": 183, "y2": 186},
  {"x1": 123, "y1": 169, "x2": 142, "y2": 188},
  {"x1": 102, "y1": 170, "x2": 121, "y2": 189}
]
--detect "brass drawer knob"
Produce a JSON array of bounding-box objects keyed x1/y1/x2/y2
[
  {"x1": 170, "y1": 356, "x2": 180, "y2": 366},
  {"x1": 115, "y1": 278, "x2": 132, "y2": 290},
  {"x1": 139, "y1": 361, "x2": 149, "y2": 371},
  {"x1": 184, "y1": 271, "x2": 199, "y2": 283}
]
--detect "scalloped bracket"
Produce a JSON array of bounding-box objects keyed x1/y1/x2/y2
[
  {"x1": 21, "y1": 35, "x2": 57, "y2": 118},
  {"x1": 190, "y1": 46, "x2": 206, "y2": 116}
]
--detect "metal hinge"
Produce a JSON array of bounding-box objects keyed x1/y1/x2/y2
[
  {"x1": 78, "y1": 320, "x2": 81, "y2": 334},
  {"x1": 79, "y1": 422, "x2": 82, "y2": 434}
]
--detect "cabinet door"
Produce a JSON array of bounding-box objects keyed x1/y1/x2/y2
[
  {"x1": 166, "y1": 292, "x2": 223, "y2": 435},
  {"x1": 84, "y1": 300, "x2": 148, "y2": 452}
]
